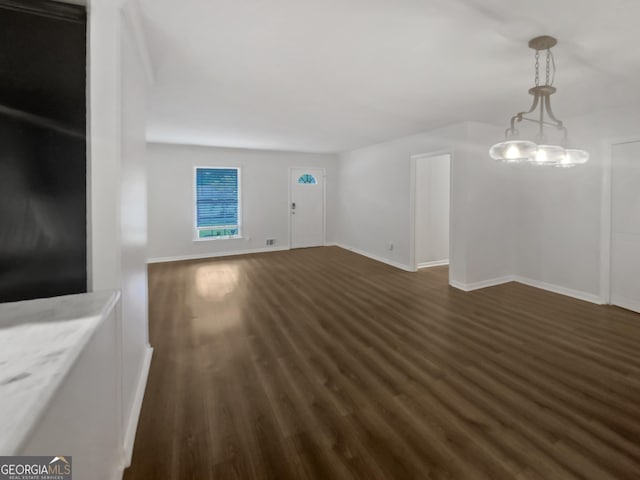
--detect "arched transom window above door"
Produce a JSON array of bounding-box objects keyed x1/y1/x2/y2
[{"x1": 297, "y1": 174, "x2": 317, "y2": 185}]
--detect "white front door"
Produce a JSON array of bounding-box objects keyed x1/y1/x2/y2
[
  {"x1": 290, "y1": 168, "x2": 324, "y2": 248},
  {"x1": 611, "y1": 142, "x2": 640, "y2": 313}
]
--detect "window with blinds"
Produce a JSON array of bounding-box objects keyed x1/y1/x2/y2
[{"x1": 195, "y1": 167, "x2": 241, "y2": 239}]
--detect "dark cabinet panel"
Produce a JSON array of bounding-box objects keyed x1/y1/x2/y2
[{"x1": 0, "y1": 1, "x2": 87, "y2": 303}]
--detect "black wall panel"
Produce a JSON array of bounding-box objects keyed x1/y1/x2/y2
[{"x1": 0, "y1": 1, "x2": 87, "y2": 303}]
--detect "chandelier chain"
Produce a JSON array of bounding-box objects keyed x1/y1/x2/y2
[{"x1": 545, "y1": 49, "x2": 551, "y2": 86}]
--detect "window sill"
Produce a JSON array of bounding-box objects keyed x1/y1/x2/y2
[{"x1": 193, "y1": 236, "x2": 243, "y2": 242}]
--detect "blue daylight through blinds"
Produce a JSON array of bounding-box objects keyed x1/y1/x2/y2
[{"x1": 196, "y1": 168, "x2": 239, "y2": 227}]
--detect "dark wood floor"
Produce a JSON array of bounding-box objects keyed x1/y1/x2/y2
[{"x1": 124, "y1": 246, "x2": 640, "y2": 480}]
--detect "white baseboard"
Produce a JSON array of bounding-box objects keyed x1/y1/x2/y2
[
  {"x1": 333, "y1": 243, "x2": 413, "y2": 272},
  {"x1": 449, "y1": 275, "x2": 515, "y2": 292},
  {"x1": 124, "y1": 346, "x2": 153, "y2": 466},
  {"x1": 514, "y1": 276, "x2": 604, "y2": 304},
  {"x1": 113, "y1": 462, "x2": 125, "y2": 480},
  {"x1": 450, "y1": 274, "x2": 603, "y2": 305},
  {"x1": 611, "y1": 295, "x2": 640, "y2": 313},
  {"x1": 147, "y1": 246, "x2": 290, "y2": 264},
  {"x1": 417, "y1": 260, "x2": 449, "y2": 269}
]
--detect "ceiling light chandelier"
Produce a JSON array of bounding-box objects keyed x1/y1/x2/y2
[{"x1": 489, "y1": 36, "x2": 589, "y2": 168}]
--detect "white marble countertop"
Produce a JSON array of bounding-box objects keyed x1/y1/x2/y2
[{"x1": 0, "y1": 290, "x2": 120, "y2": 455}]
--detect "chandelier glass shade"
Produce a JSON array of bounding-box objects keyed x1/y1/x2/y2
[{"x1": 490, "y1": 36, "x2": 589, "y2": 168}]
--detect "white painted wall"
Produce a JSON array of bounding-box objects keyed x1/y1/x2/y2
[
  {"x1": 459, "y1": 122, "x2": 519, "y2": 287},
  {"x1": 337, "y1": 124, "x2": 461, "y2": 273},
  {"x1": 147, "y1": 143, "x2": 338, "y2": 262},
  {"x1": 88, "y1": 0, "x2": 152, "y2": 471},
  {"x1": 336, "y1": 106, "x2": 640, "y2": 302},
  {"x1": 87, "y1": 3, "x2": 127, "y2": 474},
  {"x1": 336, "y1": 121, "x2": 516, "y2": 286},
  {"x1": 120, "y1": 3, "x2": 153, "y2": 464},
  {"x1": 415, "y1": 154, "x2": 450, "y2": 266},
  {"x1": 513, "y1": 105, "x2": 640, "y2": 302},
  {"x1": 143, "y1": 109, "x2": 640, "y2": 306},
  {"x1": 89, "y1": 0, "x2": 125, "y2": 292}
]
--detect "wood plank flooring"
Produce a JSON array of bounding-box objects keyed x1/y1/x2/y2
[{"x1": 124, "y1": 246, "x2": 640, "y2": 479}]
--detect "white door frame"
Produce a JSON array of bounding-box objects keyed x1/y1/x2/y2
[
  {"x1": 601, "y1": 137, "x2": 640, "y2": 305},
  {"x1": 288, "y1": 167, "x2": 326, "y2": 249},
  {"x1": 409, "y1": 151, "x2": 453, "y2": 278}
]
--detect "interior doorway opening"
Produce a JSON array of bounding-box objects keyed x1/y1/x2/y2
[
  {"x1": 410, "y1": 153, "x2": 451, "y2": 273},
  {"x1": 609, "y1": 141, "x2": 640, "y2": 313}
]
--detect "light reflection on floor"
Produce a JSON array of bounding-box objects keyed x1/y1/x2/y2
[
  {"x1": 194, "y1": 263, "x2": 240, "y2": 300},
  {"x1": 191, "y1": 262, "x2": 245, "y2": 335}
]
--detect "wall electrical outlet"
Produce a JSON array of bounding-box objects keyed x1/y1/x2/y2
[
  {"x1": 388, "y1": 242, "x2": 394, "y2": 251},
  {"x1": 266, "y1": 239, "x2": 275, "y2": 246}
]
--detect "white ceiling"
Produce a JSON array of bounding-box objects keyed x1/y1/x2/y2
[{"x1": 138, "y1": 0, "x2": 640, "y2": 153}]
